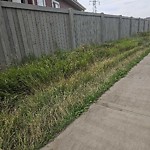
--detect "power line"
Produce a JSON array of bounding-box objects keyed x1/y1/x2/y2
[{"x1": 89, "y1": 0, "x2": 100, "y2": 13}]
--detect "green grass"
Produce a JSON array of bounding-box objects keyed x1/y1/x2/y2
[{"x1": 0, "y1": 32, "x2": 150, "y2": 150}]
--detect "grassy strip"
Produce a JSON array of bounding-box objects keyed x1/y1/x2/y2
[
  {"x1": 18, "y1": 45, "x2": 148, "y2": 109},
  {"x1": 0, "y1": 36, "x2": 142, "y2": 104},
  {"x1": 1, "y1": 46, "x2": 150, "y2": 150},
  {"x1": 1, "y1": 37, "x2": 149, "y2": 111},
  {"x1": 37, "y1": 48, "x2": 150, "y2": 149},
  {"x1": 0, "y1": 33, "x2": 150, "y2": 150},
  {"x1": 1, "y1": 44, "x2": 145, "y2": 112}
]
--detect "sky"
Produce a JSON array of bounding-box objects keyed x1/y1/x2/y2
[{"x1": 79, "y1": 0, "x2": 150, "y2": 18}]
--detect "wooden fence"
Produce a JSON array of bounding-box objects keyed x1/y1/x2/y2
[{"x1": 0, "y1": 1, "x2": 150, "y2": 67}]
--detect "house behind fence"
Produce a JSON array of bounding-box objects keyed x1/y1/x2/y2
[
  {"x1": 0, "y1": 1, "x2": 150, "y2": 68},
  {"x1": 0, "y1": 0, "x2": 85, "y2": 11}
]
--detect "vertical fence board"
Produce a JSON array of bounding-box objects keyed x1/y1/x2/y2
[
  {"x1": 26, "y1": 10, "x2": 35, "y2": 55},
  {"x1": 22, "y1": 10, "x2": 33, "y2": 56},
  {"x1": 30, "y1": 10, "x2": 39, "y2": 57},
  {"x1": 1, "y1": 8, "x2": 12, "y2": 63},
  {"x1": 46, "y1": 12, "x2": 54, "y2": 53},
  {"x1": 17, "y1": 9, "x2": 29, "y2": 57},
  {"x1": 34, "y1": 11, "x2": 42, "y2": 55},
  {"x1": 52, "y1": 13, "x2": 59, "y2": 50},
  {"x1": 118, "y1": 15, "x2": 122, "y2": 39},
  {"x1": 64, "y1": 14, "x2": 70, "y2": 49},
  {"x1": 6, "y1": 8, "x2": 22, "y2": 61},
  {"x1": 40, "y1": 11, "x2": 46, "y2": 54},
  {"x1": 61, "y1": 14, "x2": 66, "y2": 49},
  {"x1": 0, "y1": 4, "x2": 10, "y2": 67},
  {"x1": 42, "y1": 12, "x2": 49, "y2": 54},
  {"x1": 101, "y1": 13, "x2": 105, "y2": 43},
  {"x1": 57, "y1": 13, "x2": 62, "y2": 49},
  {"x1": 0, "y1": 33, "x2": 6, "y2": 67},
  {"x1": 95, "y1": 16, "x2": 101, "y2": 44},
  {"x1": 13, "y1": 9, "x2": 25, "y2": 59},
  {"x1": 48, "y1": 13, "x2": 55, "y2": 51}
]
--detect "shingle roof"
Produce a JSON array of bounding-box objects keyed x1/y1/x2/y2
[{"x1": 64, "y1": 0, "x2": 86, "y2": 11}]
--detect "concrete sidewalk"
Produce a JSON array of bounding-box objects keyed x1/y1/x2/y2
[{"x1": 42, "y1": 54, "x2": 150, "y2": 150}]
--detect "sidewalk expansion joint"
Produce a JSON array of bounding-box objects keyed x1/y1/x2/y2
[{"x1": 100, "y1": 102, "x2": 150, "y2": 118}]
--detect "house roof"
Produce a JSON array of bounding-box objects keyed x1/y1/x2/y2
[{"x1": 64, "y1": 0, "x2": 86, "y2": 11}]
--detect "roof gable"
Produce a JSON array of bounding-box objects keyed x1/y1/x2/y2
[{"x1": 64, "y1": 0, "x2": 85, "y2": 11}]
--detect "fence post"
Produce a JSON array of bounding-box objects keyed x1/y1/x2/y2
[
  {"x1": 118, "y1": 15, "x2": 122, "y2": 39},
  {"x1": 130, "y1": 17, "x2": 133, "y2": 36},
  {"x1": 101, "y1": 13, "x2": 105, "y2": 43},
  {"x1": 0, "y1": 2, "x2": 10, "y2": 67},
  {"x1": 138, "y1": 18, "x2": 140, "y2": 32},
  {"x1": 143, "y1": 19, "x2": 146, "y2": 32},
  {"x1": 68, "y1": 8, "x2": 76, "y2": 49}
]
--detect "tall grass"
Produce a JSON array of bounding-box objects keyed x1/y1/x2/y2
[
  {"x1": 0, "y1": 38, "x2": 139, "y2": 105},
  {"x1": 0, "y1": 32, "x2": 150, "y2": 150}
]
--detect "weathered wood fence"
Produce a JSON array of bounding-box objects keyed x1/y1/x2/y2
[{"x1": 0, "y1": 1, "x2": 150, "y2": 67}]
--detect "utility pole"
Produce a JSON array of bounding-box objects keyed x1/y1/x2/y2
[{"x1": 89, "y1": 0, "x2": 100, "y2": 13}]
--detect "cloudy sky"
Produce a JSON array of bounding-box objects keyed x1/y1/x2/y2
[{"x1": 79, "y1": 0, "x2": 150, "y2": 18}]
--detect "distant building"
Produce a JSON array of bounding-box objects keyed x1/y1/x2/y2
[{"x1": 1, "y1": 0, "x2": 86, "y2": 11}]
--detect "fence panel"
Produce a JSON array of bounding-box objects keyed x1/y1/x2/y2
[
  {"x1": 74, "y1": 14, "x2": 102, "y2": 47},
  {"x1": 121, "y1": 18, "x2": 130, "y2": 38},
  {"x1": 139, "y1": 19, "x2": 144, "y2": 32},
  {"x1": 131, "y1": 18, "x2": 139, "y2": 35},
  {"x1": 1, "y1": 1, "x2": 70, "y2": 65},
  {"x1": 104, "y1": 16, "x2": 119, "y2": 42},
  {"x1": 145, "y1": 20, "x2": 149, "y2": 32},
  {"x1": 0, "y1": 1, "x2": 149, "y2": 68}
]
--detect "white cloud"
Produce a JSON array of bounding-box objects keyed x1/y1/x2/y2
[{"x1": 79, "y1": 0, "x2": 150, "y2": 18}]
